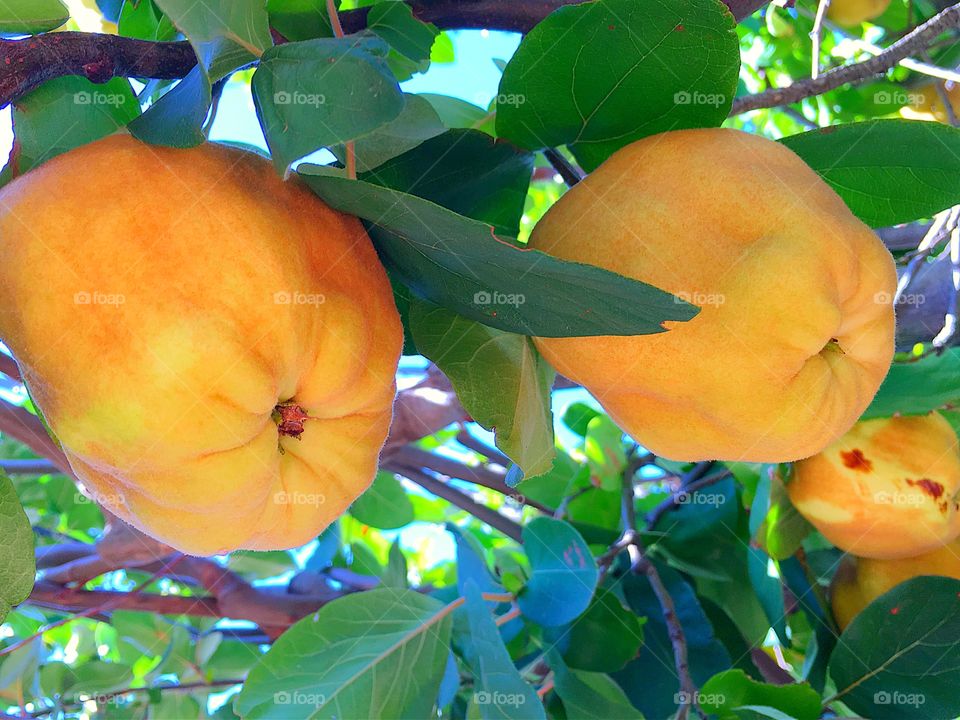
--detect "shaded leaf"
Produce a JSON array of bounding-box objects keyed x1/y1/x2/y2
[
  {"x1": 349, "y1": 471, "x2": 414, "y2": 529},
  {"x1": 519, "y1": 518, "x2": 596, "y2": 626},
  {"x1": 546, "y1": 649, "x2": 642, "y2": 719},
  {"x1": 0, "y1": 473, "x2": 33, "y2": 624},
  {"x1": 0, "y1": 0, "x2": 67, "y2": 34}
]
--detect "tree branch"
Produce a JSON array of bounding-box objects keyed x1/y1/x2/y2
[{"x1": 731, "y1": 2, "x2": 960, "y2": 114}]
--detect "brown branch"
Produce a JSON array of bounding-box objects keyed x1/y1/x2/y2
[
  {"x1": 0, "y1": 353, "x2": 20, "y2": 382},
  {"x1": 392, "y1": 464, "x2": 524, "y2": 541},
  {"x1": 0, "y1": 0, "x2": 766, "y2": 109},
  {"x1": 731, "y1": 2, "x2": 960, "y2": 114},
  {"x1": 0, "y1": 400, "x2": 71, "y2": 474}
]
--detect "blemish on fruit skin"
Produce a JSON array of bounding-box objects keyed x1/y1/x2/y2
[
  {"x1": 841, "y1": 449, "x2": 872, "y2": 472},
  {"x1": 906, "y1": 477, "x2": 945, "y2": 500}
]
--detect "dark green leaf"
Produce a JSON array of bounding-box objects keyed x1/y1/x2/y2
[
  {"x1": 153, "y1": 0, "x2": 271, "y2": 54},
  {"x1": 361, "y1": 129, "x2": 533, "y2": 236},
  {"x1": 546, "y1": 649, "x2": 642, "y2": 718},
  {"x1": 236, "y1": 589, "x2": 452, "y2": 719},
  {"x1": 266, "y1": 0, "x2": 331, "y2": 41},
  {"x1": 829, "y1": 576, "x2": 960, "y2": 719},
  {"x1": 779, "y1": 120, "x2": 960, "y2": 227},
  {"x1": 863, "y1": 351, "x2": 960, "y2": 419},
  {"x1": 366, "y1": 1, "x2": 438, "y2": 64},
  {"x1": 297, "y1": 165, "x2": 697, "y2": 337},
  {"x1": 411, "y1": 301, "x2": 555, "y2": 476},
  {"x1": 128, "y1": 65, "x2": 211, "y2": 147},
  {"x1": 557, "y1": 590, "x2": 644, "y2": 673},
  {"x1": 519, "y1": 518, "x2": 596, "y2": 626},
  {"x1": 252, "y1": 37, "x2": 404, "y2": 171},
  {"x1": 496, "y1": 0, "x2": 739, "y2": 171}
]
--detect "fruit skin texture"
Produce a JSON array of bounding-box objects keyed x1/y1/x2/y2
[
  {"x1": 826, "y1": 0, "x2": 890, "y2": 26},
  {"x1": 527, "y1": 128, "x2": 896, "y2": 463},
  {"x1": 0, "y1": 134, "x2": 403, "y2": 556},
  {"x1": 788, "y1": 413, "x2": 960, "y2": 560},
  {"x1": 831, "y1": 540, "x2": 960, "y2": 630}
]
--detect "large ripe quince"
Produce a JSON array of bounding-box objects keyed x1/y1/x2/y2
[
  {"x1": 789, "y1": 413, "x2": 960, "y2": 559},
  {"x1": 0, "y1": 134, "x2": 403, "y2": 556},
  {"x1": 528, "y1": 128, "x2": 895, "y2": 463},
  {"x1": 831, "y1": 539, "x2": 960, "y2": 629},
  {"x1": 826, "y1": 0, "x2": 890, "y2": 26}
]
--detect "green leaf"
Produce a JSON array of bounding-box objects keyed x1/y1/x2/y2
[
  {"x1": 0, "y1": 473, "x2": 34, "y2": 624},
  {"x1": 555, "y1": 590, "x2": 644, "y2": 673},
  {"x1": 750, "y1": 466, "x2": 812, "y2": 560},
  {"x1": 460, "y1": 580, "x2": 545, "y2": 719},
  {"x1": 496, "y1": 0, "x2": 739, "y2": 171},
  {"x1": 411, "y1": 301, "x2": 555, "y2": 476},
  {"x1": 829, "y1": 576, "x2": 960, "y2": 719},
  {"x1": 11, "y1": 76, "x2": 139, "y2": 174},
  {"x1": 331, "y1": 93, "x2": 444, "y2": 173},
  {"x1": 699, "y1": 669, "x2": 821, "y2": 720},
  {"x1": 0, "y1": 0, "x2": 67, "y2": 34},
  {"x1": 118, "y1": 0, "x2": 177, "y2": 40},
  {"x1": 366, "y1": 1, "x2": 438, "y2": 64},
  {"x1": 252, "y1": 37, "x2": 404, "y2": 172},
  {"x1": 153, "y1": 0, "x2": 271, "y2": 55},
  {"x1": 297, "y1": 165, "x2": 698, "y2": 337},
  {"x1": 266, "y1": 0, "x2": 331, "y2": 41},
  {"x1": 519, "y1": 518, "x2": 597, "y2": 626},
  {"x1": 863, "y1": 351, "x2": 960, "y2": 419},
  {"x1": 65, "y1": 660, "x2": 134, "y2": 697},
  {"x1": 420, "y1": 93, "x2": 491, "y2": 133},
  {"x1": 129, "y1": 66, "x2": 211, "y2": 148},
  {"x1": 360, "y1": 129, "x2": 533, "y2": 236},
  {"x1": 562, "y1": 403, "x2": 601, "y2": 437},
  {"x1": 236, "y1": 589, "x2": 453, "y2": 719},
  {"x1": 584, "y1": 415, "x2": 626, "y2": 492},
  {"x1": 746, "y1": 547, "x2": 787, "y2": 647},
  {"x1": 546, "y1": 649, "x2": 643, "y2": 719},
  {"x1": 349, "y1": 471, "x2": 414, "y2": 529},
  {"x1": 779, "y1": 120, "x2": 960, "y2": 227}
]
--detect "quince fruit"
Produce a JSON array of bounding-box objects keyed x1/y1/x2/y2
[
  {"x1": 831, "y1": 539, "x2": 960, "y2": 629},
  {"x1": 528, "y1": 128, "x2": 895, "y2": 463},
  {"x1": 899, "y1": 83, "x2": 960, "y2": 124},
  {"x1": 826, "y1": 0, "x2": 890, "y2": 26},
  {"x1": 0, "y1": 134, "x2": 402, "y2": 556},
  {"x1": 788, "y1": 413, "x2": 960, "y2": 559}
]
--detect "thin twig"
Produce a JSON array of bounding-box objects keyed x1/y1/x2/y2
[
  {"x1": 933, "y1": 224, "x2": 960, "y2": 351},
  {"x1": 543, "y1": 148, "x2": 584, "y2": 187},
  {"x1": 731, "y1": 2, "x2": 960, "y2": 114},
  {"x1": 810, "y1": 0, "x2": 832, "y2": 80}
]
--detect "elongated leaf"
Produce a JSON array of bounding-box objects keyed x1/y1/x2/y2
[
  {"x1": 253, "y1": 37, "x2": 404, "y2": 171},
  {"x1": 546, "y1": 649, "x2": 642, "y2": 719},
  {"x1": 829, "y1": 576, "x2": 960, "y2": 719},
  {"x1": 780, "y1": 120, "x2": 960, "y2": 227},
  {"x1": 297, "y1": 165, "x2": 697, "y2": 337},
  {"x1": 236, "y1": 589, "x2": 452, "y2": 719},
  {"x1": 496, "y1": 0, "x2": 739, "y2": 171},
  {"x1": 461, "y1": 580, "x2": 545, "y2": 720},
  {"x1": 0, "y1": 0, "x2": 67, "y2": 34},
  {"x1": 411, "y1": 301, "x2": 555, "y2": 476},
  {"x1": 699, "y1": 670, "x2": 821, "y2": 720},
  {"x1": 0, "y1": 473, "x2": 34, "y2": 624},
  {"x1": 864, "y1": 351, "x2": 960, "y2": 419},
  {"x1": 519, "y1": 518, "x2": 596, "y2": 626}
]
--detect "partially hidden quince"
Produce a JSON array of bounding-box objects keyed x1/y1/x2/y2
[
  {"x1": 788, "y1": 413, "x2": 960, "y2": 560},
  {"x1": 528, "y1": 128, "x2": 896, "y2": 463},
  {"x1": 0, "y1": 134, "x2": 403, "y2": 556},
  {"x1": 831, "y1": 539, "x2": 960, "y2": 630},
  {"x1": 899, "y1": 83, "x2": 960, "y2": 124},
  {"x1": 826, "y1": 0, "x2": 890, "y2": 26}
]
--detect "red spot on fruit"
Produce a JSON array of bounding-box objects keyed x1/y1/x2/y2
[
  {"x1": 906, "y1": 477, "x2": 945, "y2": 500},
  {"x1": 841, "y1": 449, "x2": 872, "y2": 472},
  {"x1": 891, "y1": 606, "x2": 900, "y2": 615}
]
